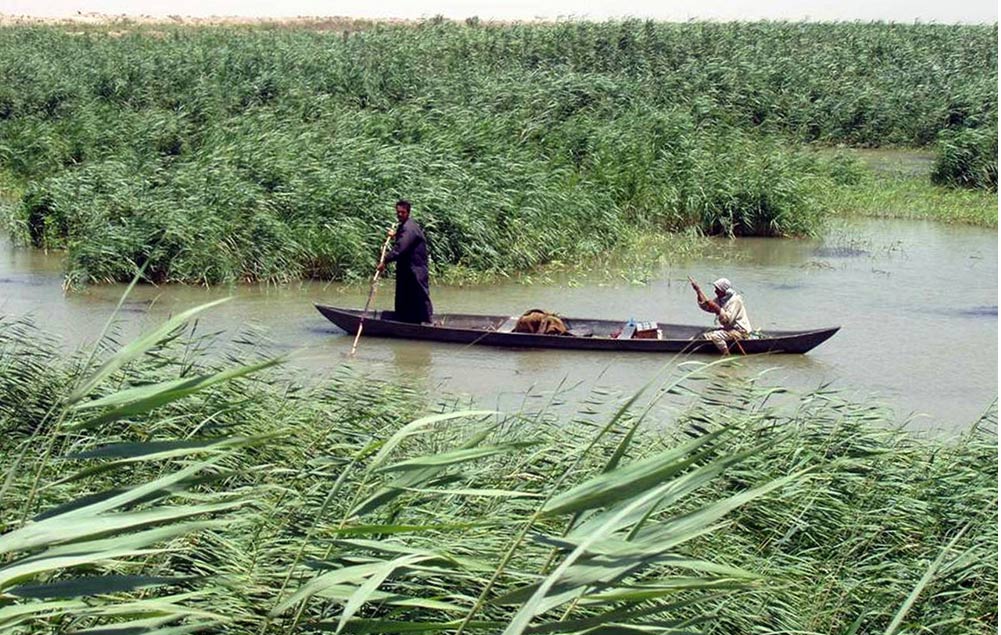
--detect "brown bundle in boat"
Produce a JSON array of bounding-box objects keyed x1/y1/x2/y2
[{"x1": 513, "y1": 309, "x2": 570, "y2": 335}]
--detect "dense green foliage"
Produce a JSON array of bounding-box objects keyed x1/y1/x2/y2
[
  {"x1": 932, "y1": 127, "x2": 999, "y2": 190},
  {"x1": 0, "y1": 21, "x2": 996, "y2": 284},
  {"x1": 1, "y1": 308, "x2": 996, "y2": 633}
]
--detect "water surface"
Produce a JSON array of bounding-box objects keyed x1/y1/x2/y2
[{"x1": 2, "y1": 217, "x2": 996, "y2": 432}]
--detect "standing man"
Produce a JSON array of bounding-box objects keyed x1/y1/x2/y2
[
  {"x1": 689, "y1": 277, "x2": 751, "y2": 354},
  {"x1": 378, "y1": 200, "x2": 433, "y2": 324}
]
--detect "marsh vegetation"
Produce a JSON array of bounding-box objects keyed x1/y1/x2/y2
[
  {"x1": 0, "y1": 20, "x2": 997, "y2": 634},
  {"x1": 0, "y1": 306, "x2": 996, "y2": 634},
  {"x1": 0, "y1": 21, "x2": 996, "y2": 284}
]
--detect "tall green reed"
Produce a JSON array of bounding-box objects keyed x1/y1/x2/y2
[
  {"x1": 0, "y1": 22, "x2": 995, "y2": 285},
  {"x1": 1, "y1": 303, "x2": 995, "y2": 633}
]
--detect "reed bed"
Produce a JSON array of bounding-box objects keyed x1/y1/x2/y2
[
  {"x1": 0, "y1": 21, "x2": 996, "y2": 284},
  {"x1": 932, "y1": 127, "x2": 999, "y2": 191},
  {"x1": 0, "y1": 305, "x2": 995, "y2": 634}
]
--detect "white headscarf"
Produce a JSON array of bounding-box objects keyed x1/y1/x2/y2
[{"x1": 713, "y1": 278, "x2": 736, "y2": 305}]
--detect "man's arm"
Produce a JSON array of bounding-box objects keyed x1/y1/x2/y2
[
  {"x1": 699, "y1": 298, "x2": 721, "y2": 315},
  {"x1": 384, "y1": 223, "x2": 417, "y2": 264},
  {"x1": 689, "y1": 276, "x2": 720, "y2": 314}
]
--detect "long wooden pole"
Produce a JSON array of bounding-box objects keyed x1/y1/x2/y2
[{"x1": 350, "y1": 233, "x2": 393, "y2": 357}]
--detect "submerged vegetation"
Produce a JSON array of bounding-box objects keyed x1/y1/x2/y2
[
  {"x1": 0, "y1": 306, "x2": 997, "y2": 634},
  {"x1": 0, "y1": 21, "x2": 996, "y2": 284}
]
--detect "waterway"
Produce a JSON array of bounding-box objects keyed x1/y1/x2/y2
[{"x1": 1, "y1": 217, "x2": 996, "y2": 433}]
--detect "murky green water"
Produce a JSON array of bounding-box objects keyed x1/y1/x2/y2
[
  {"x1": 1, "y1": 217, "x2": 996, "y2": 432},
  {"x1": 842, "y1": 148, "x2": 936, "y2": 177}
]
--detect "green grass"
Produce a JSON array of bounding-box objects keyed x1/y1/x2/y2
[
  {"x1": 820, "y1": 170, "x2": 999, "y2": 227},
  {"x1": 0, "y1": 169, "x2": 23, "y2": 234},
  {"x1": 0, "y1": 303, "x2": 996, "y2": 634}
]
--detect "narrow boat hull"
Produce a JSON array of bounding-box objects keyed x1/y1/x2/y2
[{"x1": 316, "y1": 305, "x2": 839, "y2": 355}]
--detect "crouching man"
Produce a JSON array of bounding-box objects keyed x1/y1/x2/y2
[{"x1": 689, "y1": 277, "x2": 751, "y2": 354}]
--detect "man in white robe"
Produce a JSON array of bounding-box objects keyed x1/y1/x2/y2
[{"x1": 693, "y1": 277, "x2": 751, "y2": 354}]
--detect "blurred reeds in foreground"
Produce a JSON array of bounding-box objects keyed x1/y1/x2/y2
[{"x1": 0, "y1": 301, "x2": 995, "y2": 633}]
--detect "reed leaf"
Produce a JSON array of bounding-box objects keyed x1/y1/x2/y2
[{"x1": 66, "y1": 297, "x2": 231, "y2": 404}]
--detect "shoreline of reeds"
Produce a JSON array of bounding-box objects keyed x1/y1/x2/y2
[{"x1": 1, "y1": 153, "x2": 996, "y2": 289}]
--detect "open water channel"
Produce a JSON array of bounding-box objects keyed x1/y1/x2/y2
[{"x1": 2, "y1": 216, "x2": 996, "y2": 433}]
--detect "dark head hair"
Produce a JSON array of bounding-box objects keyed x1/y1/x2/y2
[{"x1": 395, "y1": 199, "x2": 411, "y2": 212}]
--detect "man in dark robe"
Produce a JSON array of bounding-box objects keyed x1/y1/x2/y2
[{"x1": 377, "y1": 200, "x2": 433, "y2": 324}]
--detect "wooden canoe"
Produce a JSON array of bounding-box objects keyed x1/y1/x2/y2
[{"x1": 315, "y1": 305, "x2": 839, "y2": 355}]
